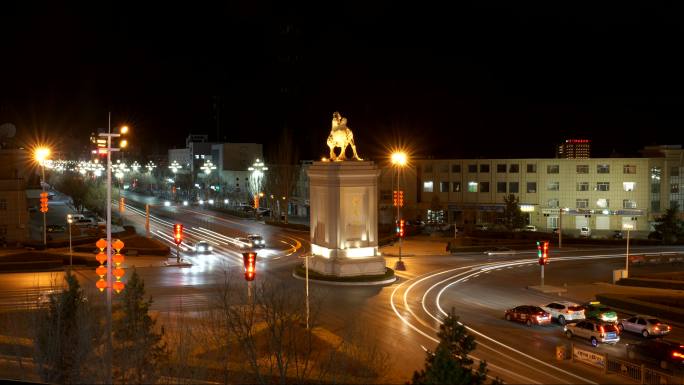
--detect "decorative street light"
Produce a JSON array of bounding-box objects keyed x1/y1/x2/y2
[
  {"x1": 98, "y1": 113, "x2": 129, "y2": 384},
  {"x1": 168, "y1": 160, "x2": 182, "y2": 174},
  {"x1": 200, "y1": 160, "x2": 217, "y2": 200},
  {"x1": 248, "y1": 158, "x2": 268, "y2": 210},
  {"x1": 131, "y1": 161, "x2": 141, "y2": 173},
  {"x1": 391, "y1": 150, "x2": 408, "y2": 271},
  {"x1": 67, "y1": 214, "x2": 73, "y2": 267},
  {"x1": 34, "y1": 146, "x2": 51, "y2": 246},
  {"x1": 146, "y1": 160, "x2": 156, "y2": 173},
  {"x1": 623, "y1": 218, "x2": 637, "y2": 278}
]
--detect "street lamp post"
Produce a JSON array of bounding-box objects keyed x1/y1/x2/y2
[
  {"x1": 391, "y1": 151, "x2": 408, "y2": 271},
  {"x1": 67, "y1": 214, "x2": 73, "y2": 267},
  {"x1": 248, "y1": 159, "x2": 268, "y2": 217},
  {"x1": 98, "y1": 113, "x2": 127, "y2": 384},
  {"x1": 200, "y1": 160, "x2": 217, "y2": 200},
  {"x1": 34, "y1": 147, "x2": 50, "y2": 246},
  {"x1": 623, "y1": 222, "x2": 635, "y2": 278}
]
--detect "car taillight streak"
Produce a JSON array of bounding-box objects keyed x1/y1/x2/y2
[{"x1": 672, "y1": 351, "x2": 684, "y2": 359}]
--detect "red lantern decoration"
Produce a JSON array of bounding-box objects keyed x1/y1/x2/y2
[
  {"x1": 113, "y1": 280, "x2": 125, "y2": 293},
  {"x1": 113, "y1": 267, "x2": 125, "y2": 279},
  {"x1": 112, "y1": 239, "x2": 124, "y2": 251},
  {"x1": 96, "y1": 265, "x2": 107, "y2": 277},
  {"x1": 96, "y1": 252, "x2": 107, "y2": 264},
  {"x1": 96, "y1": 278, "x2": 107, "y2": 292},
  {"x1": 113, "y1": 253, "x2": 124, "y2": 265},
  {"x1": 96, "y1": 238, "x2": 107, "y2": 250}
]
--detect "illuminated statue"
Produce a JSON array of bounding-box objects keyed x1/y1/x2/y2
[{"x1": 327, "y1": 111, "x2": 362, "y2": 161}]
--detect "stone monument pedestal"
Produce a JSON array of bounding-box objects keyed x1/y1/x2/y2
[{"x1": 307, "y1": 160, "x2": 386, "y2": 277}]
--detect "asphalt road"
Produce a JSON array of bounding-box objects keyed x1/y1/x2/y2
[{"x1": 4, "y1": 193, "x2": 684, "y2": 383}]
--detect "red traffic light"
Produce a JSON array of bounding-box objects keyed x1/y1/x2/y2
[
  {"x1": 398, "y1": 191, "x2": 404, "y2": 207},
  {"x1": 173, "y1": 223, "x2": 183, "y2": 245},
  {"x1": 242, "y1": 252, "x2": 256, "y2": 281},
  {"x1": 537, "y1": 240, "x2": 549, "y2": 265},
  {"x1": 39, "y1": 192, "x2": 48, "y2": 213},
  {"x1": 393, "y1": 190, "x2": 398, "y2": 207}
]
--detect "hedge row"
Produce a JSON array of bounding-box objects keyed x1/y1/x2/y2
[
  {"x1": 293, "y1": 264, "x2": 395, "y2": 282},
  {"x1": 595, "y1": 293, "x2": 684, "y2": 323}
]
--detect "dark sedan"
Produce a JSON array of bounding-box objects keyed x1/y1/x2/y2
[{"x1": 505, "y1": 306, "x2": 551, "y2": 326}]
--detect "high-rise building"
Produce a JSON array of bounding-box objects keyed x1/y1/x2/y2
[{"x1": 557, "y1": 139, "x2": 591, "y2": 159}]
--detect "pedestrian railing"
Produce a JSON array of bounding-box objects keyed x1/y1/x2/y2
[{"x1": 570, "y1": 344, "x2": 683, "y2": 385}]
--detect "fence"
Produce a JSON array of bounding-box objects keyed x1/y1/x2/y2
[{"x1": 570, "y1": 344, "x2": 683, "y2": 385}]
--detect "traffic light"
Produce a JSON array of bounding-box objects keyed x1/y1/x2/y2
[
  {"x1": 39, "y1": 192, "x2": 48, "y2": 213},
  {"x1": 399, "y1": 219, "x2": 406, "y2": 238},
  {"x1": 537, "y1": 240, "x2": 549, "y2": 265},
  {"x1": 398, "y1": 190, "x2": 404, "y2": 207},
  {"x1": 393, "y1": 190, "x2": 398, "y2": 207},
  {"x1": 173, "y1": 223, "x2": 183, "y2": 245},
  {"x1": 243, "y1": 252, "x2": 256, "y2": 281}
]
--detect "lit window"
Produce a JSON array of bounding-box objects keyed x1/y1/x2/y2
[
  {"x1": 467, "y1": 181, "x2": 478, "y2": 193},
  {"x1": 596, "y1": 199, "x2": 609, "y2": 208},
  {"x1": 623, "y1": 182, "x2": 635, "y2": 192},
  {"x1": 423, "y1": 181, "x2": 434, "y2": 192},
  {"x1": 672, "y1": 183, "x2": 680, "y2": 193}
]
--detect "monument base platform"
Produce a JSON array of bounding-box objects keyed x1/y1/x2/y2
[{"x1": 309, "y1": 255, "x2": 386, "y2": 277}]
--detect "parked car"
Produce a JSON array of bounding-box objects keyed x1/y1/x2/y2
[
  {"x1": 504, "y1": 305, "x2": 551, "y2": 326},
  {"x1": 47, "y1": 225, "x2": 66, "y2": 233},
  {"x1": 618, "y1": 315, "x2": 672, "y2": 338},
  {"x1": 565, "y1": 319, "x2": 620, "y2": 347},
  {"x1": 523, "y1": 225, "x2": 538, "y2": 232},
  {"x1": 626, "y1": 339, "x2": 684, "y2": 370},
  {"x1": 612, "y1": 231, "x2": 624, "y2": 240},
  {"x1": 475, "y1": 224, "x2": 489, "y2": 231},
  {"x1": 541, "y1": 301, "x2": 586, "y2": 325},
  {"x1": 73, "y1": 218, "x2": 96, "y2": 227},
  {"x1": 580, "y1": 227, "x2": 591, "y2": 237}
]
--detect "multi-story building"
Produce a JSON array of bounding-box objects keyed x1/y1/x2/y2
[
  {"x1": 0, "y1": 149, "x2": 30, "y2": 244},
  {"x1": 378, "y1": 145, "x2": 684, "y2": 236},
  {"x1": 557, "y1": 139, "x2": 591, "y2": 159}
]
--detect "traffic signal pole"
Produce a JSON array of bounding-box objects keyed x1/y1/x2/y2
[{"x1": 541, "y1": 264, "x2": 545, "y2": 287}]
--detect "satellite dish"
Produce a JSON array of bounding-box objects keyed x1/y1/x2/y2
[{"x1": 0, "y1": 123, "x2": 16, "y2": 138}]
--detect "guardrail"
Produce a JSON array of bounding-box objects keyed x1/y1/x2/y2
[{"x1": 569, "y1": 344, "x2": 683, "y2": 385}]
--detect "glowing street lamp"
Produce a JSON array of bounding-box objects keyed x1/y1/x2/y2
[
  {"x1": 131, "y1": 161, "x2": 141, "y2": 173},
  {"x1": 168, "y1": 160, "x2": 182, "y2": 174},
  {"x1": 146, "y1": 160, "x2": 156, "y2": 173},
  {"x1": 248, "y1": 158, "x2": 268, "y2": 210},
  {"x1": 391, "y1": 150, "x2": 409, "y2": 271}
]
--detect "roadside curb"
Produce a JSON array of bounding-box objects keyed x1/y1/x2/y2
[
  {"x1": 162, "y1": 261, "x2": 193, "y2": 268},
  {"x1": 291, "y1": 271, "x2": 397, "y2": 286}
]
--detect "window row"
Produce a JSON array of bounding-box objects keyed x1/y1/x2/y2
[
  {"x1": 424, "y1": 181, "x2": 638, "y2": 192},
  {"x1": 572, "y1": 199, "x2": 637, "y2": 209},
  {"x1": 425, "y1": 164, "x2": 641, "y2": 174}
]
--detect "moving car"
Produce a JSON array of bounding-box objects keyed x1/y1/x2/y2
[
  {"x1": 247, "y1": 234, "x2": 266, "y2": 248},
  {"x1": 484, "y1": 247, "x2": 516, "y2": 256},
  {"x1": 583, "y1": 301, "x2": 618, "y2": 323},
  {"x1": 564, "y1": 319, "x2": 620, "y2": 347},
  {"x1": 626, "y1": 339, "x2": 684, "y2": 370},
  {"x1": 618, "y1": 315, "x2": 672, "y2": 338},
  {"x1": 580, "y1": 226, "x2": 591, "y2": 237},
  {"x1": 194, "y1": 241, "x2": 213, "y2": 254},
  {"x1": 504, "y1": 306, "x2": 551, "y2": 326},
  {"x1": 541, "y1": 301, "x2": 586, "y2": 325},
  {"x1": 236, "y1": 237, "x2": 254, "y2": 249}
]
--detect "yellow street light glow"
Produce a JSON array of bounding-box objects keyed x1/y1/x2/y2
[
  {"x1": 391, "y1": 151, "x2": 408, "y2": 167},
  {"x1": 34, "y1": 147, "x2": 51, "y2": 163},
  {"x1": 120, "y1": 126, "x2": 129, "y2": 134},
  {"x1": 120, "y1": 139, "x2": 128, "y2": 148}
]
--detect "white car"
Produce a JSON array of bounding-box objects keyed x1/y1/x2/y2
[
  {"x1": 247, "y1": 234, "x2": 266, "y2": 248},
  {"x1": 541, "y1": 301, "x2": 586, "y2": 325},
  {"x1": 194, "y1": 241, "x2": 213, "y2": 254},
  {"x1": 618, "y1": 315, "x2": 672, "y2": 338},
  {"x1": 523, "y1": 225, "x2": 537, "y2": 232},
  {"x1": 580, "y1": 227, "x2": 591, "y2": 237}
]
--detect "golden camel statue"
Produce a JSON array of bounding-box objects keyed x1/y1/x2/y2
[{"x1": 327, "y1": 112, "x2": 362, "y2": 161}]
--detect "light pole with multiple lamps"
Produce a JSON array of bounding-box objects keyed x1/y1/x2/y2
[
  {"x1": 200, "y1": 160, "x2": 217, "y2": 200},
  {"x1": 248, "y1": 159, "x2": 268, "y2": 213},
  {"x1": 623, "y1": 220, "x2": 636, "y2": 278},
  {"x1": 98, "y1": 113, "x2": 128, "y2": 384},
  {"x1": 34, "y1": 147, "x2": 50, "y2": 246},
  {"x1": 67, "y1": 214, "x2": 73, "y2": 267},
  {"x1": 391, "y1": 151, "x2": 408, "y2": 271}
]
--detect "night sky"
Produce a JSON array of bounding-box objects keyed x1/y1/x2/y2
[{"x1": 2, "y1": 2, "x2": 684, "y2": 161}]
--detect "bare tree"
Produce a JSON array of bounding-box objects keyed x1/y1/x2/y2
[{"x1": 266, "y1": 127, "x2": 299, "y2": 223}]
